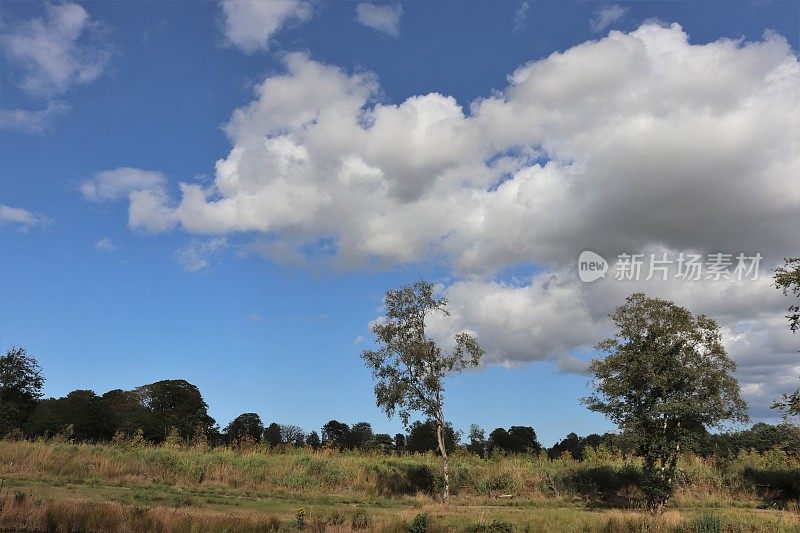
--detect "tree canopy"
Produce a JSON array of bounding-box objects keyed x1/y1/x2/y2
[{"x1": 583, "y1": 292, "x2": 748, "y2": 513}]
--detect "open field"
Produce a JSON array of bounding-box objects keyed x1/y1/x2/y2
[{"x1": 0, "y1": 439, "x2": 798, "y2": 532}]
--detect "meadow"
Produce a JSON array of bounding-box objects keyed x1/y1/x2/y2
[{"x1": 0, "y1": 438, "x2": 798, "y2": 532}]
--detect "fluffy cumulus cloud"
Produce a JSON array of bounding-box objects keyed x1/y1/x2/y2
[
  {"x1": 220, "y1": 0, "x2": 312, "y2": 53},
  {"x1": 355, "y1": 3, "x2": 403, "y2": 37},
  {"x1": 99, "y1": 24, "x2": 800, "y2": 416}
]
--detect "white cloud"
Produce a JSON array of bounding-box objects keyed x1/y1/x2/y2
[
  {"x1": 355, "y1": 3, "x2": 403, "y2": 37},
  {"x1": 513, "y1": 1, "x2": 529, "y2": 34},
  {"x1": 353, "y1": 334, "x2": 365, "y2": 345},
  {"x1": 94, "y1": 237, "x2": 119, "y2": 251},
  {"x1": 220, "y1": 0, "x2": 312, "y2": 53},
  {"x1": 174, "y1": 238, "x2": 228, "y2": 272},
  {"x1": 590, "y1": 4, "x2": 627, "y2": 33},
  {"x1": 81, "y1": 167, "x2": 166, "y2": 202},
  {"x1": 245, "y1": 313, "x2": 265, "y2": 322},
  {"x1": 103, "y1": 24, "x2": 799, "y2": 417},
  {"x1": 0, "y1": 2, "x2": 112, "y2": 98},
  {"x1": 0, "y1": 204, "x2": 46, "y2": 231},
  {"x1": 122, "y1": 26, "x2": 798, "y2": 274},
  {"x1": 0, "y1": 102, "x2": 69, "y2": 134}
]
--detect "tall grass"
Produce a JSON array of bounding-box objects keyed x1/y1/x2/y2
[{"x1": 0, "y1": 439, "x2": 797, "y2": 531}]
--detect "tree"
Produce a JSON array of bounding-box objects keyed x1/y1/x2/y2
[
  {"x1": 263, "y1": 422, "x2": 283, "y2": 447},
  {"x1": 225, "y1": 413, "x2": 264, "y2": 443},
  {"x1": 321, "y1": 420, "x2": 351, "y2": 450},
  {"x1": 365, "y1": 433, "x2": 394, "y2": 453},
  {"x1": 582, "y1": 293, "x2": 748, "y2": 514},
  {"x1": 488, "y1": 426, "x2": 541, "y2": 455},
  {"x1": 349, "y1": 421, "x2": 374, "y2": 450},
  {"x1": 305, "y1": 431, "x2": 321, "y2": 450},
  {"x1": 136, "y1": 380, "x2": 216, "y2": 441},
  {"x1": 394, "y1": 433, "x2": 406, "y2": 454},
  {"x1": 101, "y1": 388, "x2": 161, "y2": 441},
  {"x1": 772, "y1": 257, "x2": 800, "y2": 417},
  {"x1": 0, "y1": 347, "x2": 44, "y2": 436},
  {"x1": 466, "y1": 424, "x2": 487, "y2": 458},
  {"x1": 405, "y1": 419, "x2": 458, "y2": 455},
  {"x1": 361, "y1": 280, "x2": 484, "y2": 503},
  {"x1": 280, "y1": 424, "x2": 305, "y2": 447},
  {"x1": 26, "y1": 390, "x2": 114, "y2": 441}
]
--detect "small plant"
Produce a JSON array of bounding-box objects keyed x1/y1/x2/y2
[
  {"x1": 351, "y1": 508, "x2": 370, "y2": 529},
  {"x1": 295, "y1": 508, "x2": 307, "y2": 529},
  {"x1": 408, "y1": 512, "x2": 429, "y2": 533}
]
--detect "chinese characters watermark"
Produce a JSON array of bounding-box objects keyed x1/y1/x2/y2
[{"x1": 578, "y1": 251, "x2": 762, "y2": 283}]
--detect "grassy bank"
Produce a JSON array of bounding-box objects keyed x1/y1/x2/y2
[{"x1": 0, "y1": 439, "x2": 797, "y2": 531}]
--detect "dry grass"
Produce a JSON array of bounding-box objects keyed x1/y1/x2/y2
[{"x1": 0, "y1": 439, "x2": 797, "y2": 531}]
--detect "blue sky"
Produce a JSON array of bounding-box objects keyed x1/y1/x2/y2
[{"x1": 1, "y1": 1, "x2": 798, "y2": 446}]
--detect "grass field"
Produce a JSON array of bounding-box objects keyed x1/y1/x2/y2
[{"x1": 0, "y1": 439, "x2": 798, "y2": 532}]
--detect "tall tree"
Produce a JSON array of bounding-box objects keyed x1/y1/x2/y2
[
  {"x1": 582, "y1": 293, "x2": 748, "y2": 514},
  {"x1": 361, "y1": 280, "x2": 484, "y2": 503},
  {"x1": 0, "y1": 347, "x2": 44, "y2": 436},
  {"x1": 772, "y1": 257, "x2": 800, "y2": 417}
]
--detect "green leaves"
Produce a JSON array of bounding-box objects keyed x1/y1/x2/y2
[
  {"x1": 582, "y1": 293, "x2": 748, "y2": 513},
  {"x1": 361, "y1": 280, "x2": 484, "y2": 425}
]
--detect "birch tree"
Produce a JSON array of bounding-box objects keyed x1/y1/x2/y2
[{"x1": 361, "y1": 280, "x2": 483, "y2": 503}]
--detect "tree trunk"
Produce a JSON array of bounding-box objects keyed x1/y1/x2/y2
[{"x1": 435, "y1": 417, "x2": 449, "y2": 504}]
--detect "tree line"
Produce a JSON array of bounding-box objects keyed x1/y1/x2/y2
[
  {"x1": 0, "y1": 348, "x2": 796, "y2": 460},
  {"x1": 0, "y1": 257, "x2": 797, "y2": 514}
]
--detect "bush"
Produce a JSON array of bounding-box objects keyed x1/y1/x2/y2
[
  {"x1": 351, "y1": 509, "x2": 369, "y2": 529},
  {"x1": 408, "y1": 513, "x2": 428, "y2": 533},
  {"x1": 373, "y1": 460, "x2": 434, "y2": 495}
]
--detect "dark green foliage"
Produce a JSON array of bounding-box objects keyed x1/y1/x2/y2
[
  {"x1": 351, "y1": 509, "x2": 369, "y2": 529},
  {"x1": 365, "y1": 433, "x2": 394, "y2": 453},
  {"x1": 408, "y1": 513, "x2": 429, "y2": 533},
  {"x1": 772, "y1": 257, "x2": 800, "y2": 418},
  {"x1": 136, "y1": 379, "x2": 216, "y2": 441},
  {"x1": 101, "y1": 389, "x2": 159, "y2": 440},
  {"x1": 305, "y1": 430, "x2": 321, "y2": 449},
  {"x1": 697, "y1": 422, "x2": 800, "y2": 458},
  {"x1": 0, "y1": 347, "x2": 44, "y2": 436},
  {"x1": 321, "y1": 420, "x2": 350, "y2": 450},
  {"x1": 349, "y1": 421, "x2": 374, "y2": 449},
  {"x1": 583, "y1": 293, "x2": 748, "y2": 513},
  {"x1": 548, "y1": 432, "x2": 634, "y2": 460},
  {"x1": 263, "y1": 423, "x2": 283, "y2": 447},
  {"x1": 466, "y1": 424, "x2": 486, "y2": 458},
  {"x1": 224, "y1": 413, "x2": 263, "y2": 443},
  {"x1": 26, "y1": 390, "x2": 114, "y2": 441},
  {"x1": 373, "y1": 460, "x2": 434, "y2": 495},
  {"x1": 742, "y1": 467, "x2": 800, "y2": 502},
  {"x1": 405, "y1": 419, "x2": 458, "y2": 455},
  {"x1": 487, "y1": 426, "x2": 541, "y2": 455}
]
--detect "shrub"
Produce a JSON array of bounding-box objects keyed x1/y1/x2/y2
[
  {"x1": 408, "y1": 513, "x2": 428, "y2": 533},
  {"x1": 351, "y1": 508, "x2": 370, "y2": 529}
]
